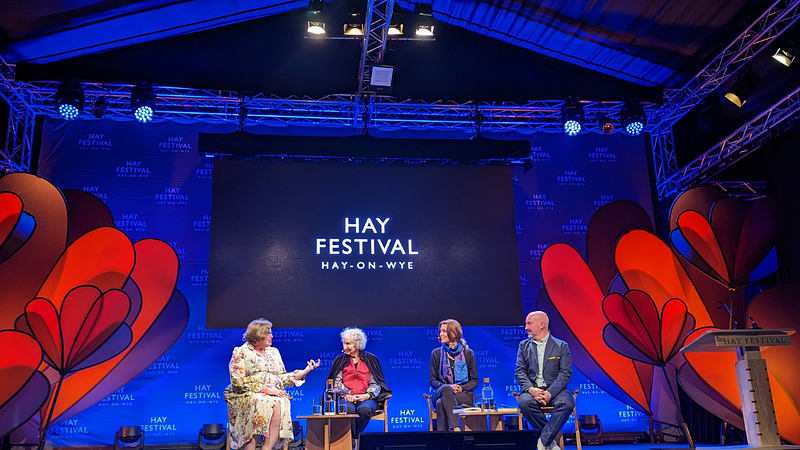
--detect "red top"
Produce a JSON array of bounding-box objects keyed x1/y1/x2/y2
[{"x1": 342, "y1": 359, "x2": 371, "y2": 395}]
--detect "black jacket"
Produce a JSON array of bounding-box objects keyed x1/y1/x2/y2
[{"x1": 328, "y1": 351, "x2": 392, "y2": 404}]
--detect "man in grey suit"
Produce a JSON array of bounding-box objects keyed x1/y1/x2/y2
[{"x1": 515, "y1": 311, "x2": 573, "y2": 450}]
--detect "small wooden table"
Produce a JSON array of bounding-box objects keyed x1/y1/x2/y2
[
  {"x1": 458, "y1": 409, "x2": 519, "y2": 431},
  {"x1": 297, "y1": 414, "x2": 358, "y2": 450}
]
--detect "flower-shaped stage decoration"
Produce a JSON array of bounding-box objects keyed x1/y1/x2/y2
[
  {"x1": 540, "y1": 187, "x2": 798, "y2": 443},
  {"x1": 0, "y1": 173, "x2": 189, "y2": 446}
]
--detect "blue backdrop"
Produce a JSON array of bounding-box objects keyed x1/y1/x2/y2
[{"x1": 34, "y1": 117, "x2": 654, "y2": 446}]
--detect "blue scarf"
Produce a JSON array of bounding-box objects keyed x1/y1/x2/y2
[{"x1": 440, "y1": 342, "x2": 467, "y2": 385}]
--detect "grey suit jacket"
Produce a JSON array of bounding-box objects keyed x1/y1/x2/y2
[{"x1": 514, "y1": 334, "x2": 572, "y2": 398}]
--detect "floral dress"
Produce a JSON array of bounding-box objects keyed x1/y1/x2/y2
[{"x1": 224, "y1": 344, "x2": 305, "y2": 449}]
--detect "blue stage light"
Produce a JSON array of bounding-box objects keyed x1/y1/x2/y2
[
  {"x1": 563, "y1": 119, "x2": 581, "y2": 136},
  {"x1": 55, "y1": 80, "x2": 85, "y2": 121},
  {"x1": 621, "y1": 99, "x2": 646, "y2": 136},
  {"x1": 561, "y1": 97, "x2": 584, "y2": 136},
  {"x1": 58, "y1": 103, "x2": 80, "y2": 121},
  {"x1": 131, "y1": 83, "x2": 156, "y2": 123},
  {"x1": 134, "y1": 105, "x2": 154, "y2": 123}
]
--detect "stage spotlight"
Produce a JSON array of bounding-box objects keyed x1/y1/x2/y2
[
  {"x1": 597, "y1": 113, "x2": 614, "y2": 134},
  {"x1": 131, "y1": 83, "x2": 155, "y2": 123},
  {"x1": 91, "y1": 96, "x2": 108, "y2": 119},
  {"x1": 773, "y1": 41, "x2": 798, "y2": 67},
  {"x1": 621, "y1": 99, "x2": 646, "y2": 136},
  {"x1": 114, "y1": 426, "x2": 144, "y2": 450},
  {"x1": 307, "y1": 0, "x2": 326, "y2": 35},
  {"x1": 344, "y1": 12, "x2": 363, "y2": 35},
  {"x1": 55, "y1": 80, "x2": 85, "y2": 121},
  {"x1": 369, "y1": 65, "x2": 395, "y2": 93},
  {"x1": 561, "y1": 97, "x2": 584, "y2": 136},
  {"x1": 414, "y1": 3, "x2": 434, "y2": 36},
  {"x1": 198, "y1": 424, "x2": 226, "y2": 450},
  {"x1": 725, "y1": 69, "x2": 759, "y2": 107}
]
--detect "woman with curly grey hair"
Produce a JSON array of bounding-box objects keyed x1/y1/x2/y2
[{"x1": 327, "y1": 327, "x2": 392, "y2": 442}]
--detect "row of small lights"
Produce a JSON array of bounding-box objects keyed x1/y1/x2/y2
[
  {"x1": 562, "y1": 97, "x2": 646, "y2": 136},
  {"x1": 306, "y1": 1, "x2": 435, "y2": 37},
  {"x1": 56, "y1": 81, "x2": 155, "y2": 123}
]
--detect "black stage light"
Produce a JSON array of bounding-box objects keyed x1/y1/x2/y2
[
  {"x1": 307, "y1": 0, "x2": 326, "y2": 35},
  {"x1": 114, "y1": 426, "x2": 143, "y2": 450},
  {"x1": 198, "y1": 424, "x2": 226, "y2": 450},
  {"x1": 725, "y1": 70, "x2": 759, "y2": 107},
  {"x1": 131, "y1": 83, "x2": 155, "y2": 123},
  {"x1": 55, "y1": 80, "x2": 85, "y2": 121},
  {"x1": 561, "y1": 97, "x2": 584, "y2": 136},
  {"x1": 597, "y1": 113, "x2": 614, "y2": 134},
  {"x1": 621, "y1": 98, "x2": 646, "y2": 136},
  {"x1": 91, "y1": 96, "x2": 108, "y2": 119},
  {"x1": 414, "y1": 3, "x2": 434, "y2": 36},
  {"x1": 773, "y1": 40, "x2": 798, "y2": 67},
  {"x1": 344, "y1": 12, "x2": 364, "y2": 36}
]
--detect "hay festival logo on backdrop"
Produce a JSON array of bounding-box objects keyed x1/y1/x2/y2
[{"x1": 315, "y1": 217, "x2": 419, "y2": 271}]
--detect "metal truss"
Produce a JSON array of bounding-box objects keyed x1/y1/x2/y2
[
  {"x1": 648, "y1": 0, "x2": 800, "y2": 197},
  {"x1": 656, "y1": 0, "x2": 800, "y2": 127},
  {"x1": 658, "y1": 85, "x2": 800, "y2": 198},
  {"x1": 699, "y1": 181, "x2": 768, "y2": 200},
  {"x1": 0, "y1": 57, "x2": 34, "y2": 173},
  {"x1": 357, "y1": 0, "x2": 395, "y2": 95},
  {"x1": 11, "y1": 80, "x2": 661, "y2": 134}
]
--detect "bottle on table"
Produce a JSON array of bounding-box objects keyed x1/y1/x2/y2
[{"x1": 481, "y1": 377, "x2": 494, "y2": 411}]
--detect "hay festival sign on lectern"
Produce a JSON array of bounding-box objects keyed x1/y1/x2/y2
[{"x1": 681, "y1": 329, "x2": 796, "y2": 449}]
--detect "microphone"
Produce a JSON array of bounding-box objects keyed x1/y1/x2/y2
[
  {"x1": 749, "y1": 316, "x2": 761, "y2": 330},
  {"x1": 717, "y1": 302, "x2": 740, "y2": 329}
]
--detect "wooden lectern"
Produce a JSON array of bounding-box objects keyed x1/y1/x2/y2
[{"x1": 680, "y1": 329, "x2": 795, "y2": 449}]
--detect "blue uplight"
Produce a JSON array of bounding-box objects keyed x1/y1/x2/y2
[
  {"x1": 563, "y1": 120, "x2": 581, "y2": 136},
  {"x1": 134, "y1": 105, "x2": 154, "y2": 123},
  {"x1": 625, "y1": 120, "x2": 644, "y2": 136},
  {"x1": 58, "y1": 104, "x2": 80, "y2": 121}
]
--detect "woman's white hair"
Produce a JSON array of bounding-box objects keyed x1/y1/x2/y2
[{"x1": 340, "y1": 327, "x2": 367, "y2": 350}]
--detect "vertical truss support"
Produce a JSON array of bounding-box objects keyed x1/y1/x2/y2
[
  {"x1": 650, "y1": 124, "x2": 677, "y2": 196},
  {"x1": 2, "y1": 103, "x2": 35, "y2": 173},
  {"x1": 357, "y1": 0, "x2": 395, "y2": 95},
  {"x1": 1, "y1": 56, "x2": 34, "y2": 173}
]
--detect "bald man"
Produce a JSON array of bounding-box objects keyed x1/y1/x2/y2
[{"x1": 515, "y1": 311, "x2": 573, "y2": 450}]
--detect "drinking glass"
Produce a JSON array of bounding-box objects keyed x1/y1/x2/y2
[
  {"x1": 312, "y1": 397, "x2": 322, "y2": 415},
  {"x1": 337, "y1": 397, "x2": 348, "y2": 415}
]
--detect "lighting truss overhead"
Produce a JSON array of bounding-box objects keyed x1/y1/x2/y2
[
  {"x1": 621, "y1": 99, "x2": 646, "y2": 136},
  {"x1": 307, "y1": 0, "x2": 326, "y2": 35},
  {"x1": 773, "y1": 40, "x2": 798, "y2": 67},
  {"x1": 55, "y1": 80, "x2": 84, "y2": 121},
  {"x1": 561, "y1": 97, "x2": 584, "y2": 136},
  {"x1": 131, "y1": 83, "x2": 156, "y2": 123},
  {"x1": 725, "y1": 70, "x2": 760, "y2": 107},
  {"x1": 414, "y1": 3, "x2": 434, "y2": 36}
]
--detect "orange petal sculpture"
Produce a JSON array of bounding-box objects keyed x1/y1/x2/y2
[{"x1": 0, "y1": 173, "x2": 189, "y2": 446}]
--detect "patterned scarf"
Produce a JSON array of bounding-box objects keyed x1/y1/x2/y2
[{"x1": 440, "y1": 342, "x2": 467, "y2": 385}]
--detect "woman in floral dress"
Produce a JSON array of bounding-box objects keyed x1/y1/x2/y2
[{"x1": 224, "y1": 319, "x2": 320, "y2": 450}]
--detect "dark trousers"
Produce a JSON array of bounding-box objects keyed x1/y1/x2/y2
[
  {"x1": 344, "y1": 399, "x2": 377, "y2": 438},
  {"x1": 431, "y1": 385, "x2": 473, "y2": 431},
  {"x1": 518, "y1": 389, "x2": 573, "y2": 447}
]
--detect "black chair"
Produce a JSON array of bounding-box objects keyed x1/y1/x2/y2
[
  {"x1": 578, "y1": 415, "x2": 603, "y2": 445},
  {"x1": 287, "y1": 421, "x2": 304, "y2": 449},
  {"x1": 114, "y1": 426, "x2": 144, "y2": 450},
  {"x1": 198, "y1": 424, "x2": 226, "y2": 450}
]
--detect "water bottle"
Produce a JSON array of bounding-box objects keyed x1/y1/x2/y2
[
  {"x1": 481, "y1": 378, "x2": 494, "y2": 411},
  {"x1": 324, "y1": 380, "x2": 337, "y2": 415}
]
